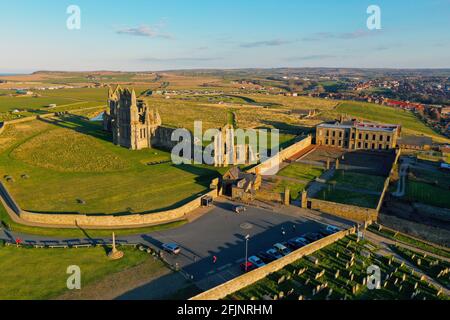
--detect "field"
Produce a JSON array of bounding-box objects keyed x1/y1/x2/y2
[
  {"x1": 278, "y1": 163, "x2": 324, "y2": 182},
  {"x1": 336, "y1": 101, "x2": 449, "y2": 143},
  {"x1": 316, "y1": 188, "x2": 380, "y2": 208},
  {"x1": 0, "y1": 117, "x2": 219, "y2": 215},
  {"x1": 404, "y1": 181, "x2": 450, "y2": 208},
  {"x1": 0, "y1": 244, "x2": 154, "y2": 300},
  {"x1": 329, "y1": 170, "x2": 386, "y2": 192},
  {"x1": 227, "y1": 235, "x2": 447, "y2": 300}
]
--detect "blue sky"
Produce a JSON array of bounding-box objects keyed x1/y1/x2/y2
[{"x1": 0, "y1": 0, "x2": 449, "y2": 72}]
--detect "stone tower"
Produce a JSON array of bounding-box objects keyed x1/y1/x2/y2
[{"x1": 103, "y1": 85, "x2": 162, "y2": 150}]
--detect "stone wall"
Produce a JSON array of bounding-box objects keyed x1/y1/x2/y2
[
  {"x1": 190, "y1": 227, "x2": 356, "y2": 300},
  {"x1": 247, "y1": 135, "x2": 312, "y2": 175},
  {"x1": 308, "y1": 198, "x2": 378, "y2": 222},
  {"x1": 0, "y1": 182, "x2": 218, "y2": 228},
  {"x1": 151, "y1": 126, "x2": 191, "y2": 150},
  {"x1": 255, "y1": 190, "x2": 283, "y2": 203}
]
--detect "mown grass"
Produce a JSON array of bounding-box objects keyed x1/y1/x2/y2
[
  {"x1": 329, "y1": 170, "x2": 386, "y2": 192},
  {"x1": 1, "y1": 117, "x2": 219, "y2": 215},
  {"x1": 404, "y1": 181, "x2": 450, "y2": 208},
  {"x1": 278, "y1": 163, "x2": 324, "y2": 182},
  {"x1": 316, "y1": 188, "x2": 380, "y2": 208},
  {"x1": 0, "y1": 245, "x2": 153, "y2": 300}
]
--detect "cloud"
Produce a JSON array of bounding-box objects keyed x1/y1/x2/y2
[
  {"x1": 285, "y1": 54, "x2": 338, "y2": 61},
  {"x1": 302, "y1": 29, "x2": 381, "y2": 41},
  {"x1": 239, "y1": 39, "x2": 292, "y2": 48},
  {"x1": 116, "y1": 25, "x2": 173, "y2": 39}
]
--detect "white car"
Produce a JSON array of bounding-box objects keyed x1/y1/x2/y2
[{"x1": 248, "y1": 255, "x2": 266, "y2": 268}]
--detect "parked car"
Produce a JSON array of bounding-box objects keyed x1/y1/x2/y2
[
  {"x1": 240, "y1": 261, "x2": 255, "y2": 272},
  {"x1": 304, "y1": 232, "x2": 323, "y2": 243},
  {"x1": 273, "y1": 243, "x2": 292, "y2": 256},
  {"x1": 266, "y1": 248, "x2": 283, "y2": 260},
  {"x1": 287, "y1": 237, "x2": 309, "y2": 249},
  {"x1": 321, "y1": 225, "x2": 341, "y2": 236},
  {"x1": 234, "y1": 205, "x2": 247, "y2": 214},
  {"x1": 248, "y1": 255, "x2": 266, "y2": 268},
  {"x1": 162, "y1": 243, "x2": 181, "y2": 255},
  {"x1": 257, "y1": 251, "x2": 276, "y2": 263}
]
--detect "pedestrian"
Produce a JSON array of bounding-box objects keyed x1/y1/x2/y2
[
  {"x1": 213, "y1": 255, "x2": 217, "y2": 264},
  {"x1": 292, "y1": 224, "x2": 296, "y2": 232},
  {"x1": 281, "y1": 227, "x2": 286, "y2": 236}
]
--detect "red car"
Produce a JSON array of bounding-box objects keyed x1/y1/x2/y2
[{"x1": 240, "y1": 261, "x2": 256, "y2": 272}]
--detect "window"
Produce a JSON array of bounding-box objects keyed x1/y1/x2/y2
[
  {"x1": 380, "y1": 135, "x2": 384, "y2": 141},
  {"x1": 326, "y1": 139, "x2": 329, "y2": 145},
  {"x1": 359, "y1": 133, "x2": 362, "y2": 139},
  {"x1": 373, "y1": 134, "x2": 376, "y2": 140},
  {"x1": 358, "y1": 142, "x2": 362, "y2": 148},
  {"x1": 339, "y1": 131, "x2": 343, "y2": 138},
  {"x1": 387, "y1": 136, "x2": 391, "y2": 142},
  {"x1": 365, "y1": 134, "x2": 369, "y2": 140}
]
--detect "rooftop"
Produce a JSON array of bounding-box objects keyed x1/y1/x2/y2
[{"x1": 318, "y1": 121, "x2": 400, "y2": 133}]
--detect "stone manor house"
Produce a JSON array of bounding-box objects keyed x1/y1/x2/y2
[
  {"x1": 316, "y1": 119, "x2": 401, "y2": 150},
  {"x1": 103, "y1": 85, "x2": 162, "y2": 150}
]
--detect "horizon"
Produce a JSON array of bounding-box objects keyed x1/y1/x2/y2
[{"x1": 1, "y1": 0, "x2": 449, "y2": 73}]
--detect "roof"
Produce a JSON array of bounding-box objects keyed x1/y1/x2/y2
[
  {"x1": 318, "y1": 121, "x2": 400, "y2": 133},
  {"x1": 398, "y1": 135, "x2": 433, "y2": 147}
]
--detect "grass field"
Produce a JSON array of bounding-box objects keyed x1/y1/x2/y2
[
  {"x1": 1, "y1": 117, "x2": 220, "y2": 215},
  {"x1": 404, "y1": 181, "x2": 450, "y2": 208},
  {"x1": 227, "y1": 235, "x2": 447, "y2": 300},
  {"x1": 278, "y1": 163, "x2": 324, "y2": 182},
  {"x1": 336, "y1": 101, "x2": 449, "y2": 143},
  {"x1": 329, "y1": 170, "x2": 386, "y2": 192},
  {"x1": 0, "y1": 245, "x2": 154, "y2": 299},
  {"x1": 316, "y1": 188, "x2": 380, "y2": 208},
  {"x1": 273, "y1": 180, "x2": 306, "y2": 201}
]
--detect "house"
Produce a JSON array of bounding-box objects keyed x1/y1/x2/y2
[{"x1": 221, "y1": 167, "x2": 261, "y2": 201}]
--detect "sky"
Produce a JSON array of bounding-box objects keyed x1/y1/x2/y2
[{"x1": 0, "y1": 0, "x2": 449, "y2": 73}]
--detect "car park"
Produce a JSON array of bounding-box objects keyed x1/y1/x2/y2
[
  {"x1": 234, "y1": 205, "x2": 247, "y2": 214},
  {"x1": 287, "y1": 237, "x2": 309, "y2": 249},
  {"x1": 240, "y1": 261, "x2": 255, "y2": 272},
  {"x1": 320, "y1": 225, "x2": 341, "y2": 236},
  {"x1": 266, "y1": 248, "x2": 283, "y2": 260},
  {"x1": 248, "y1": 255, "x2": 266, "y2": 268},
  {"x1": 162, "y1": 243, "x2": 181, "y2": 255},
  {"x1": 274, "y1": 243, "x2": 292, "y2": 256},
  {"x1": 257, "y1": 251, "x2": 276, "y2": 263},
  {"x1": 304, "y1": 232, "x2": 323, "y2": 243}
]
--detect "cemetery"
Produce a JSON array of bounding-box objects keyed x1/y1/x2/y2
[{"x1": 226, "y1": 234, "x2": 448, "y2": 300}]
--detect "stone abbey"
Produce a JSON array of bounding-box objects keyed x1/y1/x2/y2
[{"x1": 103, "y1": 85, "x2": 162, "y2": 150}]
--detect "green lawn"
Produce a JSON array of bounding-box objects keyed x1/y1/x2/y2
[
  {"x1": 316, "y1": 188, "x2": 380, "y2": 208},
  {"x1": 1, "y1": 117, "x2": 220, "y2": 215},
  {"x1": 329, "y1": 170, "x2": 386, "y2": 192},
  {"x1": 273, "y1": 179, "x2": 306, "y2": 201},
  {"x1": 278, "y1": 163, "x2": 324, "y2": 182},
  {"x1": 336, "y1": 101, "x2": 448, "y2": 143},
  {"x1": 0, "y1": 245, "x2": 153, "y2": 300},
  {"x1": 404, "y1": 181, "x2": 450, "y2": 208}
]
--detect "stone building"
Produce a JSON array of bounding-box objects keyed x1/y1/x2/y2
[
  {"x1": 316, "y1": 119, "x2": 401, "y2": 150},
  {"x1": 221, "y1": 167, "x2": 262, "y2": 201},
  {"x1": 103, "y1": 86, "x2": 162, "y2": 150}
]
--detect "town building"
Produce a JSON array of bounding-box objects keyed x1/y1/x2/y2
[
  {"x1": 103, "y1": 85, "x2": 162, "y2": 150},
  {"x1": 316, "y1": 119, "x2": 401, "y2": 150}
]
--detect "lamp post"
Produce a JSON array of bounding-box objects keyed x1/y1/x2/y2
[{"x1": 245, "y1": 234, "x2": 250, "y2": 272}]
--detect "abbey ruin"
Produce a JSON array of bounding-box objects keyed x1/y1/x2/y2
[{"x1": 103, "y1": 85, "x2": 162, "y2": 150}]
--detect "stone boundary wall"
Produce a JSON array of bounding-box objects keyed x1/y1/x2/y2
[
  {"x1": 247, "y1": 135, "x2": 312, "y2": 175},
  {"x1": 0, "y1": 181, "x2": 218, "y2": 228},
  {"x1": 308, "y1": 198, "x2": 378, "y2": 223},
  {"x1": 376, "y1": 149, "x2": 402, "y2": 212},
  {"x1": 190, "y1": 227, "x2": 356, "y2": 300}
]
